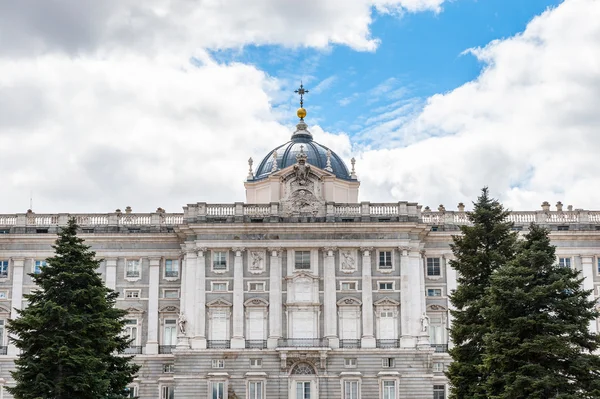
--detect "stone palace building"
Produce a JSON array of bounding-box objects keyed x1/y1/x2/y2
[{"x1": 0, "y1": 100, "x2": 599, "y2": 399}]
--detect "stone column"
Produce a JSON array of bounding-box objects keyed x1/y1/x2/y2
[
  {"x1": 445, "y1": 255, "x2": 457, "y2": 348},
  {"x1": 105, "y1": 258, "x2": 117, "y2": 291},
  {"x1": 360, "y1": 248, "x2": 376, "y2": 348},
  {"x1": 191, "y1": 248, "x2": 207, "y2": 349},
  {"x1": 400, "y1": 247, "x2": 422, "y2": 348},
  {"x1": 268, "y1": 248, "x2": 283, "y2": 349},
  {"x1": 231, "y1": 247, "x2": 245, "y2": 349},
  {"x1": 8, "y1": 258, "x2": 24, "y2": 356},
  {"x1": 146, "y1": 257, "x2": 161, "y2": 354},
  {"x1": 581, "y1": 256, "x2": 598, "y2": 334},
  {"x1": 323, "y1": 247, "x2": 338, "y2": 348}
]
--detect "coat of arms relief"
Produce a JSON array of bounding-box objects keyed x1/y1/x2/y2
[{"x1": 280, "y1": 146, "x2": 325, "y2": 217}]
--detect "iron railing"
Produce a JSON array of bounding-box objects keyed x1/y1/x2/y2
[
  {"x1": 376, "y1": 339, "x2": 400, "y2": 349},
  {"x1": 245, "y1": 340, "x2": 267, "y2": 349},
  {"x1": 207, "y1": 340, "x2": 231, "y2": 349},
  {"x1": 340, "y1": 339, "x2": 361, "y2": 348},
  {"x1": 431, "y1": 344, "x2": 448, "y2": 353},
  {"x1": 159, "y1": 345, "x2": 176, "y2": 354},
  {"x1": 124, "y1": 346, "x2": 143, "y2": 354},
  {"x1": 277, "y1": 338, "x2": 329, "y2": 348},
  {"x1": 164, "y1": 271, "x2": 179, "y2": 278}
]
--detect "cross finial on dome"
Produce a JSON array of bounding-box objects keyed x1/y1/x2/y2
[{"x1": 294, "y1": 82, "x2": 309, "y2": 120}]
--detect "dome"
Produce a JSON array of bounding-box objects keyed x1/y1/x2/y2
[{"x1": 251, "y1": 121, "x2": 354, "y2": 181}]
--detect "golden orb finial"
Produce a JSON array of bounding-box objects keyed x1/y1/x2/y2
[{"x1": 297, "y1": 107, "x2": 307, "y2": 119}]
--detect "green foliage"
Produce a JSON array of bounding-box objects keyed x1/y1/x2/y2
[
  {"x1": 481, "y1": 224, "x2": 600, "y2": 398},
  {"x1": 447, "y1": 187, "x2": 518, "y2": 399},
  {"x1": 7, "y1": 218, "x2": 139, "y2": 399}
]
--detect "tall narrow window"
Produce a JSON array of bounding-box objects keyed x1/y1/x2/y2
[
  {"x1": 125, "y1": 386, "x2": 137, "y2": 398},
  {"x1": 0, "y1": 260, "x2": 8, "y2": 278},
  {"x1": 0, "y1": 320, "x2": 4, "y2": 346},
  {"x1": 247, "y1": 309, "x2": 266, "y2": 341},
  {"x1": 210, "y1": 309, "x2": 229, "y2": 341},
  {"x1": 248, "y1": 381, "x2": 263, "y2": 399},
  {"x1": 126, "y1": 260, "x2": 140, "y2": 278},
  {"x1": 163, "y1": 319, "x2": 177, "y2": 346},
  {"x1": 210, "y1": 381, "x2": 226, "y2": 399},
  {"x1": 34, "y1": 260, "x2": 47, "y2": 274},
  {"x1": 429, "y1": 317, "x2": 445, "y2": 344},
  {"x1": 124, "y1": 319, "x2": 138, "y2": 346},
  {"x1": 344, "y1": 380, "x2": 359, "y2": 399},
  {"x1": 378, "y1": 310, "x2": 396, "y2": 340},
  {"x1": 213, "y1": 252, "x2": 227, "y2": 271},
  {"x1": 382, "y1": 380, "x2": 396, "y2": 399},
  {"x1": 161, "y1": 385, "x2": 174, "y2": 399},
  {"x1": 165, "y1": 259, "x2": 179, "y2": 278},
  {"x1": 295, "y1": 251, "x2": 311, "y2": 270},
  {"x1": 433, "y1": 385, "x2": 446, "y2": 399},
  {"x1": 427, "y1": 258, "x2": 441, "y2": 276},
  {"x1": 379, "y1": 251, "x2": 392, "y2": 269},
  {"x1": 559, "y1": 257, "x2": 571, "y2": 268},
  {"x1": 296, "y1": 381, "x2": 311, "y2": 399}
]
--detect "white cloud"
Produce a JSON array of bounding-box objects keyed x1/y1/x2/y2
[{"x1": 356, "y1": 0, "x2": 600, "y2": 211}]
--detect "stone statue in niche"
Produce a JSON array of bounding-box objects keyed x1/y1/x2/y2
[
  {"x1": 249, "y1": 251, "x2": 264, "y2": 274},
  {"x1": 177, "y1": 311, "x2": 187, "y2": 334},
  {"x1": 420, "y1": 312, "x2": 430, "y2": 333},
  {"x1": 341, "y1": 251, "x2": 356, "y2": 273},
  {"x1": 293, "y1": 146, "x2": 311, "y2": 186}
]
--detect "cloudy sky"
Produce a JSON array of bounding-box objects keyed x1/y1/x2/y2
[{"x1": 1, "y1": 0, "x2": 599, "y2": 214}]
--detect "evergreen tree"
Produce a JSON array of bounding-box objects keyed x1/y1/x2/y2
[
  {"x1": 7, "y1": 218, "x2": 139, "y2": 399},
  {"x1": 446, "y1": 187, "x2": 518, "y2": 399},
  {"x1": 481, "y1": 224, "x2": 600, "y2": 399}
]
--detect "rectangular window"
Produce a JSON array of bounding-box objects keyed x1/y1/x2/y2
[
  {"x1": 161, "y1": 386, "x2": 174, "y2": 399},
  {"x1": 124, "y1": 319, "x2": 138, "y2": 346},
  {"x1": 163, "y1": 363, "x2": 175, "y2": 373},
  {"x1": 341, "y1": 282, "x2": 357, "y2": 291},
  {"x1": 559, "y1": 257, "x2": 571, "y2": 268},
  {"x1": 379, "y1": 251, "x2": 392, "y2": 269},
  {"x1": 165, "y1": 259, "x2": 180, "y2": 278},
  {"x1": 249, "y1": 282, "x2": 265, "y2": 292},
  {"x1": 344, "y1": 380, "x2": 359, "y2": 399},
  {"x1": 0, "y1": 260, "x2": 8, "y2": 277},
  {"x1": 296, "y1": 381, "x2": 311, "y2": 399},
  {"x1": 163, "y1": 319, "x2": 177, "y2": 346},
  {"x1": 382, "y1": 380, "x2": 396, "y2": 399},
  {"x1": 248, "y1": 381, "x2": 263, "y2": 399},
  {"x1": 212, "y1": 282, "x2": 228, "y2": 292},
  {"x1": 433, "y1": 385, "x2": 446, "y2": 399},
  {"x1": 212, "y1": 359, "x2": 225, "y2": 369},
  {"x1": 427, "y1": 258, "x2": 441, "y2": 276},
  {"x1": 0, "y1": 291, "x2": 7, "y2": 299},
  {"x1": 427, "y1": 288, "x2": 442, "y2": 297},
  {"x1": 163, "y1": 289, "x2": 179, "y2": 298},
  {"x1": 382, "y1": 358, "x2": 394, "y2": 368},
  {"x1": 125, "y1": 386, "x2": 137, "y2": 398},
  {"x1": 126, "y1": 260, "x2": 140, "y2": 278},
  {"x1": 433, "y1": 362, "x2": 444, "y2": 372},
  {"x1": 211, "y1": 381, "x2": 226, "y2": 399},
  {"x1": 213, "y1": 252, "x2": 227, "y2": 270},
  {"x1": 295, "y1": 251, "x2": 311, "y2": 270},
  {"x1": 250, "y1": 358, "x2": 262, "y2": 368},
  {"x1": 124, "y1": 290, "x2": 140, "y2": 299},
  {"x1": 379, "y1": 282, "x2": 393, "y2": 291},
  {"x1": 34, "y1": 260, "x2": 47, "y2": 274},
  {"x1": 344, "y1": 358, "x2": 357, "y2": 368}
]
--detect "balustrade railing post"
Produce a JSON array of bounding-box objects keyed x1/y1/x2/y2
[
  {"x1": 108, "y1": 213, "x2": 119, "y2": 225},
  {"x1": 444, "y1": 211, "x2": 454, "y2": 225},
  {"x1": 57, "y1": 214, "x2": 70, "y2": 226},
  {"x1": 535, "y1": 211, "x2": 548, "y2": 224},
  {"x1": 398, "y1": 201, "x2": 407, "y2": 217},
  {"x1": 578, "y1": 210, "x2": 589, "y2": 223},
  {"x1": 326, "y1": 202, "x2": 335, "y2": 221},
  {"x1": 15, "y1": 214, "x2": 26, "y2": 227},
  {"x1": 270, "y1": 202, "x2": 279, "y2": 222},
  {"x1": 361, "y1": 202, "x2": 370, "y2": 222},
  {"x1": 235, "y1": 202, "x2": 244, "y2": 222}
]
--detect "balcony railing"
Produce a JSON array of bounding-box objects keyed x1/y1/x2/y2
[
  {"x1": 431, "y1": 344, "x2": 448, "y2": 353},
  {"x1": 207, "y1": 340, "x2": 231, "y2": 349},
  {"x1": 340, "y1": 339, "x2": 361, "y2": 349},
  {"x1": 124, "y1": 346, "x2": 143, "y2": 354},
  {"x1": 159, "y1": 345, "x2": 176, "y2": 354},
  {"x1": 245, "y1": 340, "x2": 267, "y2": 349},
  {"x1": 0, "y1": 346, "x2": 7, "y2": 355},
  {"x1": 164, "y1": 271, "x2": 179, "y2": 278},
  {"x1": 277, "y1": 338, "x2": 329, "y2": 348},
  {"x1": 376, "y1": 339, "x2": 400, "y2": 349}
]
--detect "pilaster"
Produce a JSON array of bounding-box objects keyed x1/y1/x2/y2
[
  {"x1": 268, "y1": 248, "x2": 283, "y2": 349},
  {"x1": 445, "y1": 254, "x2": 457, "y2": 349},
  {"x1": 400, "y1": 247, "x2": 422, "y2": 348},
  {"x1": 323, "y1": 247, "x2": 338, "y2": 348},
  {"x1": 191, "y1": 248, "x2": 207, "y2": 349},
  {"x1": 105, "y1": 258, "x2": 117, "y2": 291},
  {"x1": 8, "y1": 258, "x2": 24, "y2": 356},
  {"x1": 581, "y1": 256, "x2": 597, "y2": 334},
  {"x1": 231, "y1": 247, "x2": 245, "y2": 349},
  {"x1": 360, "y1": 247, "x2": 376, "y2": 348},
  {"x1": 145, "y1": 257, "x2": 161, "y2": 354}
]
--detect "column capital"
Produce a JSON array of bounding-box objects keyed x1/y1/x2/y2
[
  {"x1": 322, "y1": 247, "x2": 337, "y2": 256},
  {"x1": 581, "y1": 255, "x2": 594, "y2": 263},
  {"x1": 196, "y1": 247, "x2": 208, "y2": 256},
  {"x1": 268, "y1": 247, "x2": 284, "y2": 256},
  {"x1": 399, "y1": 246, "x2": 419, "y2": 256},
  {"x1": 148, "y1": 256, "x2": 162, "y2": 266},
  {"x1": 10, "y1": 258, "x2": 25, "y2": 264},
  {"x1": 232, "y1": 247, "x2": 245, "y2": 256},
  {"x1": 360, "y1": 247, "x2": 374, "y2": 256}
]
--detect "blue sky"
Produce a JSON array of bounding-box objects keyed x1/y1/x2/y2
[{"x1": 210, "y1": 0, "x2": 563, "y2": 140}]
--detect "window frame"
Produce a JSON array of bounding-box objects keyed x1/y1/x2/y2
[
  {"x1": 208, "y1": 380, "x2": 227, "y2": 399},
  {"x1": 163, "y1": 363, "x2": 175, "y2": 373},
  {"x1": 340, "y1": 281, "x2": 358, "y2": 291},
  {"x1": 247, "y1": 379, "x2": 265, "y2": 399},
  {"x1": 211, "y1": 281, "x2": 229, "y2": 292},
  {"x1": 377, "y1": 250, "x2": 394, "y2": 273},
  {"x1": 211, "y1": 359, "x2": 225, "y2": 369},
  {"x1": 378, "y1": 281, "x2": 394, "y2": 291},
  {"x1": 433, "y1": 384, "x2": 446, "y2": 399},
  {"x1": 248, "y1": 281, "x2": 265, "y2": 292},
  {"x1": 124, "y1": 258, "x2": 142, "y2": 281},
  {"x1": 249, "y1": 358, "x2": 263, "y2": 368},
  {"x1": 160, "y1": 384, "x2": 175, "y2": 399},
  {"x1": 124, "y1": 289, "x2": 141, "y2": 299},
  {"x1": 426, "y1": 257, "x2": 442, "y2": 277},
  {"x1": 558, "y1": 257, "x2": 571, "y2": 268},
  {"x1": 0, "y1": 260, "x2": 8, "y2": 278},
  {"x1": 294, "y1": 250, "x2": 312, "y2": 270},
  {"x1": 125, "y1": 384, "x2": 138, "y2": 399},
  {"x1": 344, "y1": 358, "x2": 357, "y2": 368},
  {"x1": 33, "y1": 260, "x2": 47, "y2": 274},
  {"x1": 427, "y1": 288, "x2": 443, "y2": 297},
  {"x1": 382, "y1": 358, "x2": 394, "y2": 368},
  {"x1": 343, "y1": 379, "x2": 360, "y2": 399},
  {"x1": 123, "y1": 318, "x2": 140, "y2": 347},
  {"x1": 164, "y1": 258, "x2": 180, "y2": 280},
  {"x1": 212, "y1": 250, "x2": 229, "y2": 273},
  {"x1": 162, "y1": 318, "x2": 178, "y2": 346},
  {"x1": 162, "y1": 289, "x2": 180, "y2": 299},
  {"x1": 0, "y1": 290, "x2": 7, "y2": 299},
  {"x1": 381, "y1": 379, "x2": 397, "y2": 399}
]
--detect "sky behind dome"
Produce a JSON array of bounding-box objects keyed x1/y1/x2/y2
[{"x1": 1, "y1": 0, "x2": 599, "y2": 214}]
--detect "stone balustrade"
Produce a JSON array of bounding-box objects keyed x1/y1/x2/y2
[{"x1": 1, "y1": 204, "x2": 599, "y2": 227}]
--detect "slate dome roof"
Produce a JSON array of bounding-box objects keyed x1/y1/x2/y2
[{"x1": 251, "y1": 121, "x2": 353, "y2": 181}]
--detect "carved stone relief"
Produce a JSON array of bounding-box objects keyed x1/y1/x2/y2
[
  {"x1": 248, "y1": 251, "x2": 265, "y2": 274},
  {"x1": 340, "y1": 250, "x2": 357, "y2": 273}
]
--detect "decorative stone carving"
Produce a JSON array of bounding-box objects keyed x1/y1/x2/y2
[
  {"x1": 293, "y1": 146, "x2": 311, "y2": 186},
  {"x1": 373, "y1": 297, "x2": 400, "y2": 307},
  {"x1": 177, "y1": 311, "x2": 187, "y2": 334},
  {"x1": 244, "y1": 298, "x2": 269, "y2": 307},
  {"x1": 340, "y1": 250, "x2": 357, "y2": 273},
  {"x1": 291, "y1": 362, "x2": 316, "y2": 375},
  {"x1": 420, "y1": 312, "x2": 429, "y2": 333},
  {"x1": 337, "y1": 297, "x2": 362, "y2": 306},
  {"x1": 206, "y1": 298, "x2": 233, "y2": 307},
  {"x1": 248, "y1": 251, "x2": 265, "y2": 274},
  {"x1": 282, "y1": 189, "x2": 322, "y2": 217},
  {"x1": 159, "y1": 306, "x2": 178, "y2": 313},
  {"x1": 427, "y1": 304, "x2": 447, "y2": 311}
]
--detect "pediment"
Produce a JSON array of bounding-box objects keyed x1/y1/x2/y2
[
  {"x1": 275, "y1": 163, "x2": 333, "y2": 181},
  {"x1": 374, "y1": 297, "x2": 400, "y2": 306},
  {"x1": 427, "y1": 304, "x2": 447, "y2": 312},
  {"x1": 159, "y1": 305, "x2": 179, "y2": 313},
  {"x1": 126, "y1": 306, "x2": 146, "y2": 314},
  {"x1": 207, "y1": 298, "x2": 233, "y2": 307},
  {"x1": 244, "y1": 297, "x2": 269, "y2": 307},
  {"x1": 286, "y1": 271, "x2": 319, "y2": 281},
  {"x1": 337, "y1": 297, "x2": 362, "y2": 306}
]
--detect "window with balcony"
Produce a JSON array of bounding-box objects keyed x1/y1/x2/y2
[
  {"x1": 34, "y1": 260, "x2": 47, "y2": 274},
  {"x1": 163, "y1": 319, "x2": 177, "y2": 347},
  {"x1": 427, "y1": 288, "x2": 442, "y2": 297},
  {"x1": 164, "y1": 259, "x2": 179, "y2": 279},
  {"x1": 124, "y1": 319, "x2": 139, "y2": 348},
  {"x1": 295, "y1": 251, "x2": 311, "y2": 270},
  {"x1": 427, "y1": 258, "x2": 441, "y2": 276},
  {"x1": 559, "y1": 257, "x2": 571, "y2": 268},
  {"x1": 0, "y1": 260, "x2": 8, "y2": 278},
  {"x1": 125, "y1": 259, "x2": 140, "y2": 279},
  {"x1": 433, "y1": 385, "x2": 446, "y2": 399},
  {"x1": 379, "y1": 251, "x2": 392, "y2": 270},
  {"x1": 343, "y1": 380, "x2": 359, "y2": 399},
  {"x1": 213, "y1": 251, "x2": 228, "y2": 271}
]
